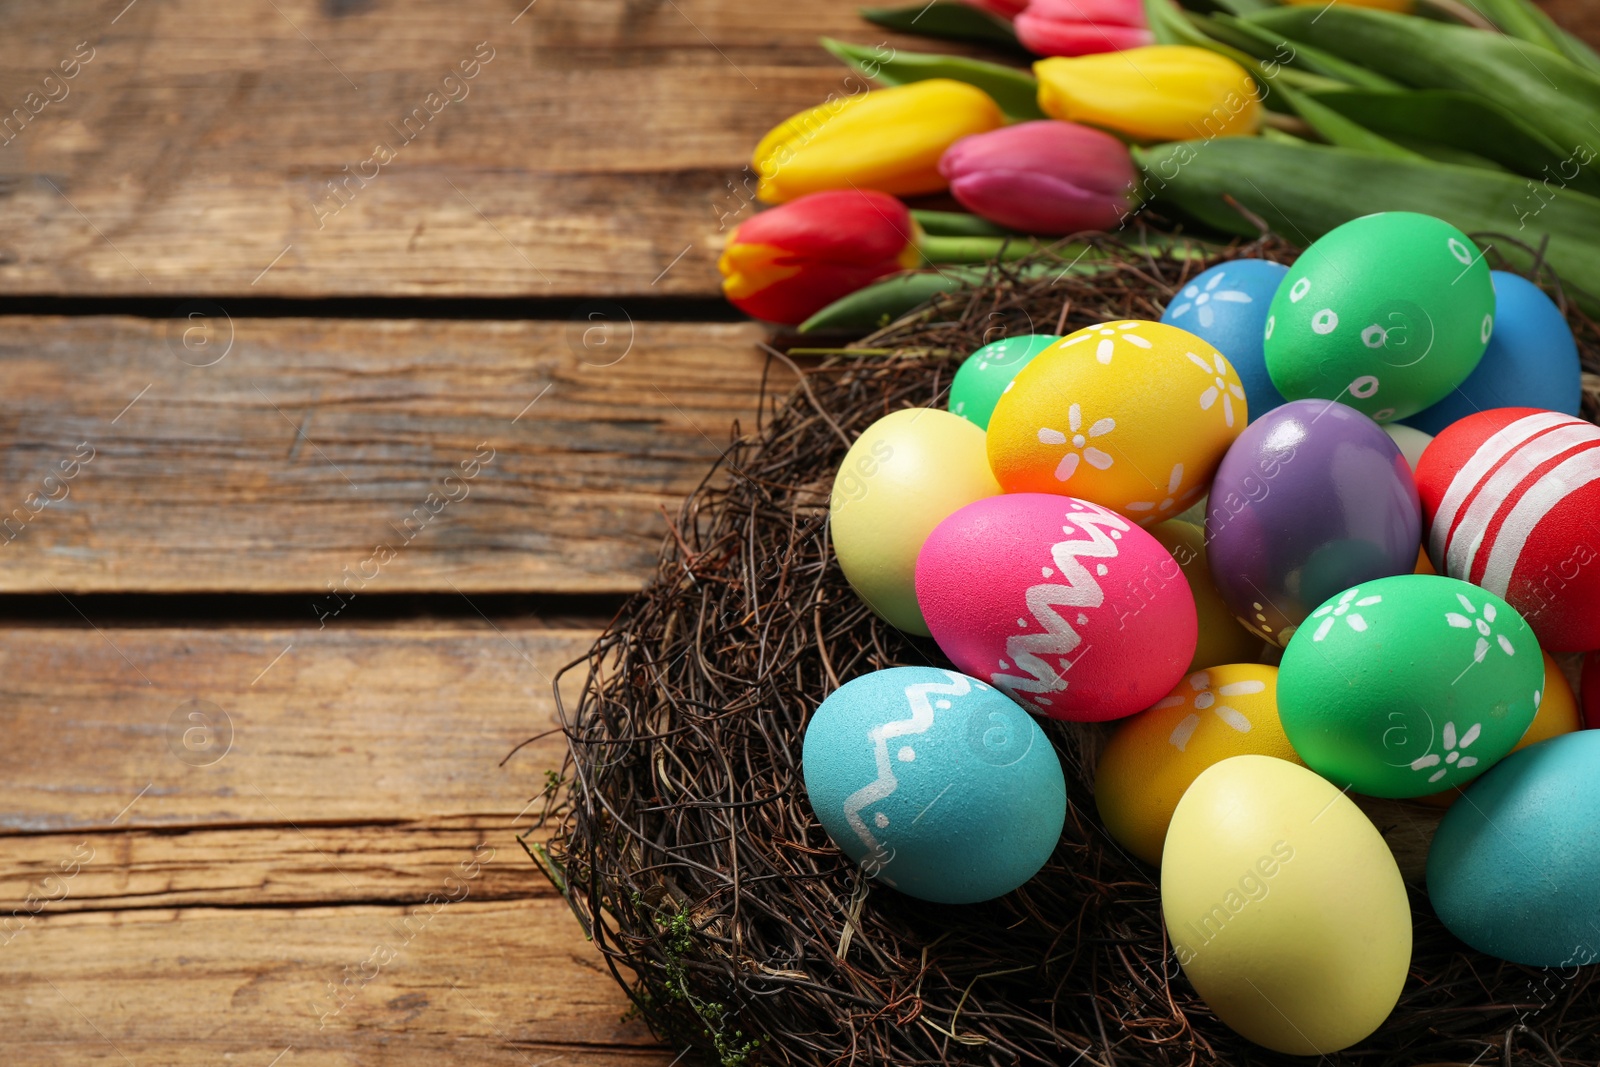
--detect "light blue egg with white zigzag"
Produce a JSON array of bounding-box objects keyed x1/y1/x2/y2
[
  {"x1": 802, "y1": 666, "x2": 1065, "y2": 903},
  {"x1": 1162, "y1": 259, "x2": 1289, "y2": 424}
]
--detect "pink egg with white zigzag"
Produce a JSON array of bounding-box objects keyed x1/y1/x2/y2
[{"x1": 915, "y1": 493, "x2": 1198, "y2": 722}]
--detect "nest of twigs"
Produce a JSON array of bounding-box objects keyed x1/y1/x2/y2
[{"x1": 538, "y1": 230, "x2": 1600, "y2": 1067}]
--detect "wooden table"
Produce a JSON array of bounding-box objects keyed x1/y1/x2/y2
[{"x1": 2, "y1": 2, "x2": 1597, "y2": 1064}]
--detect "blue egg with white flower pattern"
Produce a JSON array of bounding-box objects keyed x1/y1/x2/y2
[
  {"x1": 1162, "y1": 259, "x2": 1289, "y2": 424},
  {"x1": 1404, "y1": 272, "x2": 1582, "y2": 436},
  {"x1": 802, "y1": 666, "x2": 1065, "y2": 904}
]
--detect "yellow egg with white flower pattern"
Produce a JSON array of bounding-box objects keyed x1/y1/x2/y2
[
  {"x1": 987, "y1": 320, "x2": 1247, "y2": 524},
  {"x1": 1095, "y1": 664, "x2": 1300, "y2": 866}
]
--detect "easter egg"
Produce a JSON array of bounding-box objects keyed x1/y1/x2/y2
[
  {"x1": 802, "y1": 666, "x2": 1066, "y2": 904},
  {"x1": 1160, "y1": 259, "x2": 1289, "y2": 424},
  {"x1": 1406, "y1": 272, "x2": 1582, "y2": 436},
  {"x1": 1383, "y1": 423, "x2": 1432, "y2": 473},
  {"x1": 1264, "y1": 212, "x2": 1494, "y2": 422},
  {"x1": 1206, "y1": 399, "x2": 1421, "y2": 647},
  {"x1": 987, "y1": 320, "x2": 1246, "y2": 524},
  {"x1": 1096, "y1": 665, "x2": 1297, "y2": 865},
  {"x1": 916, "y1": 493, "x2": 1196, "y2": 721},
  {"x1": 1163, "y1": 755, "x2": 1410, "y2": 1054},
  {"x1": 1150, "y1": 520, "x2": 1264, "y2": 671},
  {"x1": 1417, "y1": 407, "x2": 1600, "y2": 652},
  {"x1": 1414, "y1": 650, "x2": 1581, "y2": 808},
  {"x1": 948, "y1": 334, "x2": 1059, "y2": 430},
  {"x1": 1428, "y1": 731, "x2": 1600, "y2": 966},
  {"x1": 830, "y1": 408, "x2": 1000, "y2": 636},
  {"x1": 1278, "y1": 574, "x2": 1543, "y2": 798}
]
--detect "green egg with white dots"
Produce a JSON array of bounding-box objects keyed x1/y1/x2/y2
[
  {"x1": 1264, "y1": 213, "x2": 1494, "y2": 423},
  {"x1": 1277, "y1": 574, "x2": 1543, "y2": 799},
  {"x1": 947, "y1": 334, "x2": 1059, "y2": 430}
]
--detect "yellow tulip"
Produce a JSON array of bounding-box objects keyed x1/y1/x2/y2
[
  {"x1": 1034, "y1": 46, "x2": 1261, "y2": 143},
  {"x1": 753, "y1": 79, "x2": 1004, "y2": 203}
]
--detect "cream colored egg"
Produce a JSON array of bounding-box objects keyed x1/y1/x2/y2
[
  {"x1": 1383, "y1": 423, "x2": 1433, "y2": 473},
  {"x1": 830, "y1": 408, "x2": 1000, "y2": 635},
  {"x1": 1162, "y1": 755, "x2": 1411, "y2": 1055}
]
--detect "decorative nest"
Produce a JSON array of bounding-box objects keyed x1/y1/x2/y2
[{"x1": 537, "y1": 230, "x2": 1600, "y2": 1067}]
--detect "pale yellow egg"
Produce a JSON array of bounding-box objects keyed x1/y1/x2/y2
[
  {"x1": 1163, "y1": 756, "x2": 1411, "y2": 1055},
  {"x1": 987, "y1": 320, "x2": 1245, "y2": 524},
  {"x1": 1096, "y1": 664, "x2": 1295, "y2": 866},
  {"x1": 830, "y1": 408, "x2": 1000, "y2": 635}
]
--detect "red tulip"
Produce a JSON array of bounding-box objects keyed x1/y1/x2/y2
[
  {"x1": 1014, "y1": 0, "x2": 1153, "y2": 57},
  {"x1": 938, "y1": 120, "x2": 1138, "y2": 236},
  {"x1": 718, "y1": 189, "x2": 923, "y2": 325},
  {"x1": 960, "y1": 0, "x2": 1029, "y2": 17}
]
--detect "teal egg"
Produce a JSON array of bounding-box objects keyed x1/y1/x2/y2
[
  {"x1": 1428, "y1": 731, "x2": 1600, "y2": 966},
  {"x1": 948, "y1": 334, "x2": 1058, "y2": 430},
  {"x1": 802, "y1": 666, "x2": 1065, "y2": 903},
  {"x1": 1264, "y1": 212, "x2": 1494, "y2": 423},
  {"x1": 1277, "y1": 574, "x2": 1543, "y2": 798}
]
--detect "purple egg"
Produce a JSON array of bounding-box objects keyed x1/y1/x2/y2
[{"x1": 1205, "y1": 399, "x2": 1422, "y2": 648}]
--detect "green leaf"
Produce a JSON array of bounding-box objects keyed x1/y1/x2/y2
[
  {"x1": 1274, "y1": 83, "x2": 1424, "y2": 161},
  {"x1": 798, "y1": 269, "x2": 985, "y2": 333},
  {"x1": 910, "y1": 209, "x2": 1017, "y2": 237},
  {"x1": 819, "y1": 37, "x2": 1046, "y2": 120},
  {"x1": 1306, "y1": 88, "x2": 1600, "y2": 196},
  {"x1": 1144, "y1": 0, "x2": 1348, "y2": 95},
  {"x1": 1133, "y1": 137, "x2": 1600, "y2": 314},
  {"x1": 1202, "y1": 0, "x2": 1280, "y2": 14},
  {"x1": 858, "y1": 3, "x2": 1021, "y2": 50},
  {"x1": 1245, "y1": 7, "x2": 1600, "y2": 159},
  {"x1": 1209, "y1": 13, "x2": 1404, "y2": 91},
  {"x1": 1460, "y1": 0, "x2": 1600, "y2": 74}
]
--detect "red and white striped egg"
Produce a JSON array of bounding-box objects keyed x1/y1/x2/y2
[
  {"x1": 1417, "y1": 408, "x2": 1600, "y2": 652},
  {"x1": 914, "y1": 493, "x2": 1198, "y2": 722}
]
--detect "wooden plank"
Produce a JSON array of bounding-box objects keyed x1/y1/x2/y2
[
  {"x1": 0, "y1": 0, "x2": 944, "y2": 297},
  {"x1": 0, "y1": 624, "x2": 672, "y2": 1064},
  {"x1": 0, "y1": 316, "x2": 784, "y2": 595},
  {"x1": 0, "y1": 626, "x2": 591, "y2": 829},
  {"x1": 0, "y1": 819, "x2": 550, "y2": 912},
  {"x1": 3, "y1": 900, "x2": 673, "y2": 1066}
]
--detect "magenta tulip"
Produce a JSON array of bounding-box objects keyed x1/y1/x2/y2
[
  {"x1": 938, "y1": 121, "x2": 1138, "y2": 236},
  {"x1": 1014, "y1": 0, "x2": 1153, "y2": 57},
  {"x1": 959, "y1": 0, "x2": 1028, "y2": 16}
]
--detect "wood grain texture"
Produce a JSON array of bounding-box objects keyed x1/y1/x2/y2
[
  {"x1": 0, "y1": 0, "x2": 936, "y2": 298},
  {"x1": 0, "y1": 626, "x2": 589, "y2": 829},
  {"x1": 0, "y1": 624, "x2": 679, "y2": 1064},
  {"x1": 4, "y1": 900, "x2": 670, "y2": 1065},
  {"x1": 0, "y1": 316, "x2": 786, "y2": 595}
]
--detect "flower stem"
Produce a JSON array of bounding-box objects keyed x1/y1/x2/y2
[{"x1": 919, "y1": 234, "x2": 1042, "y2": 264}]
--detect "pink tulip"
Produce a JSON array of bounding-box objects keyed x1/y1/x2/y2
[
  {"x1": 1015, "y1": 0, "x2": 1154, "y2": 57},
  {"x1": 960, "y1": 0, "x2": 1029, "y2": 17},
  {"x1": 938, "y1": 121, "x2": 1138, "y2": 236}
]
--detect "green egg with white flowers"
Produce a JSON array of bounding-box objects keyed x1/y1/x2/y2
[
  {"x1": 1277, "y1": 574, "x2": 1542, "y2": 799},
  {"x1": 1264, "y1": 212, "x2": 1494, "y2": 423},
  {"x1": 947, "y1": 334, "x2": 1058, "y2": 430}
]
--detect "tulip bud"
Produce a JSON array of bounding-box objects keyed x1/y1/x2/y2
[
  {"x1": 1035, "y1": 46, "x2": 1262, "y2": 142},
  {"x1": 717, "y1": 189, "x2": 924, "y2": 325},
  {"x1": 960, "y1": 0, "x2": 1029, "y2": 16},
  {"x1": 939, "y1": 121, "x2": 1138, "y2": 235},
  {"x1": 1014, "y1": 0, "x2": 1154, "y2": 58},
  {"x1": 753, "y1": 79, "x2": 1005, "y2": 204}
]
